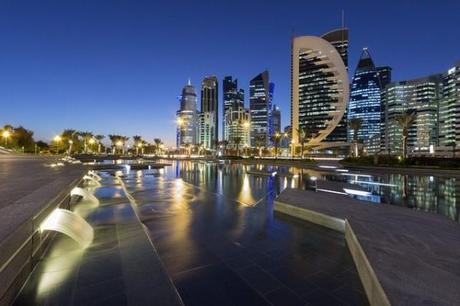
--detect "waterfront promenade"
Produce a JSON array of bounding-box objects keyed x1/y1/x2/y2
[
  {"x1": 275, "y1": 188, "x2": 460, "y2": 306},
  {"x1": 0, "y1": 155, "x2": 85, "y2": 305}
]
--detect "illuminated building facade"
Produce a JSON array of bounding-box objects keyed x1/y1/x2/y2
[
  {"x1": 290, "y1": 29, "x2": 349, "y2": 153},
  {"x1": 200, "y1": 76, "x2": 218, "y2": 149},
  {"x1": 347, "y1": 48, "x2": 389, "y2": 153},
  {"x1": 224, "y1": 104, "x2": 251, "y2": 149},
  {"x1": 176, "y1": 80, "x2": 198, "y2": 147},
  {"x1": 272, "y1": 104, "x2": 281, "y2": 134},
  {"x1": 223, "y1": 76, "x2": 245, "y2": 141},
  {"x1": 249, "y1": 70, "x2": 274, "y2": 147},
  {"x1": 381, "y1": 75, "x2": 442, "y2": 155},
  {"x1": 439, "y1": 61, "x2": 460, "y2": 153}
]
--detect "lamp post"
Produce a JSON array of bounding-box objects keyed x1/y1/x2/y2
[
  {"x1": 290, "y1": 139, "x2": 295, "y2": 159},
  {"x1": 2, "y1": 130, "x2": 11, "y2": 147},
  {"x1": 116, "y1": 140, "x2": 123, "y2": 155},
  {"x1": 53, "y1": 135, "x2": 62, "y2": 155},
  {"x1": 68, "y1": 140, "x2": 73, "y2": 156},
  {"x1": 88, "y1": 138, "x2": 95, "y2": 153}
]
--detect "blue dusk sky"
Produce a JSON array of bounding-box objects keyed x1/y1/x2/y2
[{"x1": 1, "y1": 0, "x2": 459, "y2": 145}]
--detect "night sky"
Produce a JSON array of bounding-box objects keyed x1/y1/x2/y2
[{"x1": 1, "y1": 0, "x2": 459, "y2": 145}]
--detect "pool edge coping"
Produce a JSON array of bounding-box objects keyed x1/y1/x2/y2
[{"x1": 274, "y1": 199, "x2": 391, "y2": 306}]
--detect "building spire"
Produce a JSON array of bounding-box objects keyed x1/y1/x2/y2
[{"x1": 187, "y1": 78, "x2": 191, "y2": 86}]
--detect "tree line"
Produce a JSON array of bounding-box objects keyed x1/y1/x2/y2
[{"x1": 0, "y1": 124, "x2": 164, "y2": 155}]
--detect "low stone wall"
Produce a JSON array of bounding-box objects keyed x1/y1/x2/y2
[
  {"x1": 0, "y1": 177, "x2": 82, "y2": 306},
  {"x1": 274, "y1": 198, "x2": 390, "y2": 306}
]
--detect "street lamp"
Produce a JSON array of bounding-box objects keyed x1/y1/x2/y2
[
  {"x1": 68, "y1": 139, "x2": 74, "y2": 155},
  {"x1": 53, "y1": 135, "x2": 62, "y2": 155},
  {"x1": 2, "y1": 130, "x2": 11, "y2": 147},
  {"x1": 88, "y1": 138, "x2": 95, "y2": 154},
  {"x1": 116, "y1": 140, "x2": 123, "y2": 155}
]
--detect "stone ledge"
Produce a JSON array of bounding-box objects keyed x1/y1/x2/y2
[
  {"x1": 274, "y1": 188, "x2": 460, "y2": 306},
  {"x1": 274, "y1": 200, "x2": 387, "y2": 306}
]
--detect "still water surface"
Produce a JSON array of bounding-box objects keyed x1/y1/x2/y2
[{"x1": 142, "y1": 160, "x2": 458, "y2": 223}]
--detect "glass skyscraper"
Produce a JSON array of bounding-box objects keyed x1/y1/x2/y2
[
  {"x1": 290, "y1": 29, "x2": 349, "y2": 153},
  {"x1": 249, "y1": 70, "x2": 274, "y2": 147},
  {"x1": 381, "y1": 75, "x2": 442, "y2": 155},
  {"x1": 347, "y1": 48, "x2": 387, "y2": 153},
  {"x1": 321, "y1": 28, "x2": 349, "y2": 143},
  {"x1": 223, "y1": 76, "x2": 244, "y2": 141},
  {"x1": 272, "y1": 104, "x2": 281, "y2": 134},
  {"x1": 176, "y1": 80, "x2": 198, "y2": 147},
  {"x1": 200, "y1": 76, "x2": 218, "y2": 149},
  {"x1": 439, "y1": 62, "x2": 460, "y2": 153}
]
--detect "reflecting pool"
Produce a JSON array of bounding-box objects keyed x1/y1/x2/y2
[{"x1": 121, "y1": 161, "x2": 368, "y2": 305}]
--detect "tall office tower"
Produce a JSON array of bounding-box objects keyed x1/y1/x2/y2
[
  {"x1": 321, "y1": 28, "x2": 349, "y2": 142},
  {"x1": 281, "y1": 125, "x2": 292, "y2": 148},
  {"x1": 272, "y1": 105, "x2": 281, "y2": 134},
  {"x1": 377, "y1": 66, "x2": 392, "y2": 89},
  {"x1": 381, "y1": 75, "x2": 442, "y2": 155},
  {"x1": 200, "y1": 76, "x2": 218, "y2": 149},
  {"x1": 291, "y1": 30, "x2": 349, "y2": 154},
  {"x1": 249, "y1": 70, "x2": 274, "y2": 147},
  {"x1": 223, "y1": 76, "x2": 244, "y2": 141},
  {"x1": 176, "y1": 79, "x2": 198, "y2": 147},
  {"x1": 439, "y1": 61, "x2": 460, "y2": 153},
  {"x1": 224, "y1": 104, "x2": 251, "y2": 149},
  {"x1": 347, "y1": 48, "x2": 387, "y2": 153},
  {"x1": 197, "y1": 112, "x2": 216, "y2": 150}
]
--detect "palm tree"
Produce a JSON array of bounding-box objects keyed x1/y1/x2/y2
[
  {"x1": 184, "y1": 143, "x2": 191, "y2": 157},
  {"x1": 61, "y1": 129, "x2": 80, "y2": 154},
  {"x1": 79, "y1": 131, "x2": 93, "y2": 154},
  {"x1": 95, "y1": 135, "x2": 105, "y2": 154},
  {"x1": 348, "y1": 118, "x2": 363, "y2": 157},
  {"x1": 121, "y1": 136, "x2": 129, "y2": 155},
  {"x1": 154, "y1": 138, "x2": 162, "y2": 156},
  {"x1": 394, "y1": 110, "x2": 416, "y2": 159},
  {"x1": 108, "y1": 134, "x2": 121, "y2": 154},
  {"x1": 296, "y1": 128, "x2": 306, "y2": 159},
  {"x1": 233, "y1": 137, "x2": 242, "y2": 156},
  {"x1": 220, "y1": 140, "x2": 228, "y2": 156},
  {"x1": 255, "y1": 135, "x2": 265, "y2": 157},
  {"x1": 271, "y1": 133, "x2": 282, "y2": 159},
  {"x1": 133, "y1": 135, "x2": 142, "y2": 156}
]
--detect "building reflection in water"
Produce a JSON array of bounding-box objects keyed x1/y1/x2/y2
[{"x1": 171, "y1": 161, "x2": 459, "y2": 223}]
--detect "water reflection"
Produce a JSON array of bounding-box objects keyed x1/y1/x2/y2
[{"x1": 166, "y1": 161, "x2": 459, "y2": 223}]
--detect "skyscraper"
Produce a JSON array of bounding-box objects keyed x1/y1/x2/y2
[
  {"x1": 291, "y1": 29, "x2": 349, "y2": 154},
  {"x1": 321, "y1": 28, "x2": 349, "y2": 143},
  {"x1": 272, "y1": 105, "x2": 281, "y2": 134},
  {"x1": 224, "y1": 104, "x2": 251, "y2": 150},
  {"x1": 381, "y1": 75, "x2": 442, "y2": 155},
  {"x1": 176, "y1": 80, "x2": 198, "y2": 147},
  {"x1": 200, "y1": 76, "x2": 218, "y2": 149},
  {"x1": 223, "y1": 76, "x2": 245, "y2": 141},
  {"x1": 377, "y1": 66, "x2": 392, "y2": 89},
  {"x1": 439, "y1": 61, "x2": 460, "y2": 154},
  {"x1": 249, "y1": 70, "x2": 274, "y2": 147},
  {"x1": 347, "y1": 48, "x2": 388, "y2": 153}
]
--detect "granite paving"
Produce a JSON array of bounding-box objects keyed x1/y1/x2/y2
[
  {"x1": 276, "y1": 188, "x2": 460, "y2": 306},
  {"x1": 0, "y1": 155, "x2": 85, "y2": 242}
]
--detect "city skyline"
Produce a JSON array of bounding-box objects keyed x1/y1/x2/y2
[{"x1": 1, "y1": 1, "x2": 460, "y2": 145}]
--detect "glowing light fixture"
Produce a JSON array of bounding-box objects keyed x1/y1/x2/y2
[
  {"x1": 318, "y1": 165, "x2": 337, "y2": 169},
  {"x1": 40, "y1": 208, "x2": 94, "y2": 248},
  {"x1": 343, "y1": 188, "x2": 372, "y2": 197}
]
